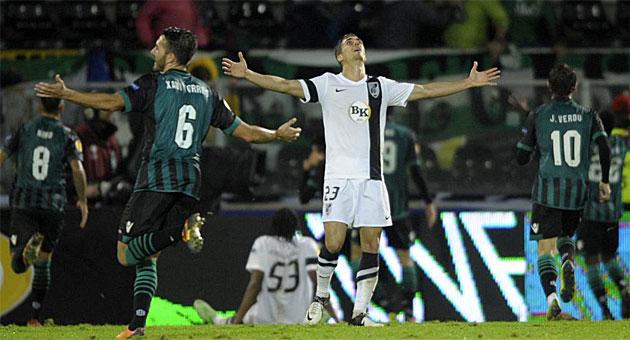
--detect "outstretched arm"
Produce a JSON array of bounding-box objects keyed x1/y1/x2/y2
[
  {"x1": 231, "y1": 117, "x2": 301, "y2": 143},
  {"x1": 222, "y1": 52, "x2": 305, "y2": 98},
  {"x1": 70, "y1": 159, "x2": 89, "y2": 228},
  {"x1": 35, "y1": 74, "x2": 125, "y2": 111},
  {"x1": 407, "y1": 62, "x2": 501, "y2": 102},
  {"x1": 232, "y1": 270, "x2": 264, "y2": 324}
]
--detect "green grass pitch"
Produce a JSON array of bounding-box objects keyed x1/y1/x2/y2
[{"x1": 1, "y1": 321, "x2": 630, "y2": 339}]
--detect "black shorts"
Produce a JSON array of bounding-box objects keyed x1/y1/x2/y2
[
  {"x1": 117, "y1": 191, "x2": 197, "y2": 243},
  {"x1": 384, "y1": 218, "x2": 413, "y2": 249},
  {"x1": 10, "y1": 208, "x2": 64, "y2": 254},
  {"x1": 577, "y1": 220, "x2": 618, "y2": 258},
  {"x1": 530, "y1": 203, "x2": 582, "y2": 240}
]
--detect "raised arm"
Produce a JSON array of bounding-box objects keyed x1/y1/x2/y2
[
  {"x1": 231, "y1": 117, "x2": 301, "y2": 144},
  {"x1": 222, "y1": 52, "x2": 305, "y2": 98},
  {"x1": 35, "y1": 74, "x2": 125, "y2": 111},
  {"x1": 70, "y1": 159, "x2": 89, "y2": 228},
  {"x1": 407, "y1": 62, "x2": 501, "y2": 102}
]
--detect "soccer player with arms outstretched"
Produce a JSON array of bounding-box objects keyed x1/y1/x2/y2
[
  {"x1": 0, "y1": 97, "x2": 88, "y2": 326},
  {"x1": 517, "y1": 64, "x2": 611, "y2": 320},
  {"x1": 223, "y1": 33, "x2": 500, "y2": 325},
  {"x1": 35, "y1": 27, "x2": 301, "y2": 338},
  {"x1": 577, "y1": 110, "x2": 630, "y2": 319}
]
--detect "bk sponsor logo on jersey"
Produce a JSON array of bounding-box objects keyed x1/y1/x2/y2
[{"x1": 348, "y1": 101, "x2": 371, "y2": 124}]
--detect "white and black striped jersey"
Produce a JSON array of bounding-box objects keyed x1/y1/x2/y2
[
  {"x1": 244, "y1": 235, "x2": 318, "y2": 324},
  {"x1": 299, "y1": 73, "x2": 414, "y2": 180}
]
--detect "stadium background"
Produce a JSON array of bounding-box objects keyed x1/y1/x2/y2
[{"x1": 1, "y1": 0, "x2": 629, "y2": 326}]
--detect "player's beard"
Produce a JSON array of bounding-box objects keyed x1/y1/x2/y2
[{"x1": 152, "y1": 56, "x2": 166, "y2": 72}]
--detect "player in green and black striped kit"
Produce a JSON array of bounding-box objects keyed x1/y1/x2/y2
[
  {"x1": 36, "y1": 27, "x2": 301, "y2": 338},
  {"x1": 0, "y1": 97, "x2": 88, "y2": 326},
  {"x1": 382, "y1": 120, "x2": 436, "y2": 319},
  {"x1": 517, "y1": 64, "x2": 611, "y2": 320},
  {"x1": 577, "y1": 110, "x2": 630, "y2": 319}
]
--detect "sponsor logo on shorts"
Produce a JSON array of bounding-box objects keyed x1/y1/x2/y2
[
  {"x1": 324, "y1": 203, "x2": 332, "y2": 216},
  {"x1": 531, "y1": 223, "x2": 539, "y2": 234}
]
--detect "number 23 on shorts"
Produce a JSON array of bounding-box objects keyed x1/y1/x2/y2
[{"x1": 324, "y1": 186, "x2": 340, "y2": 201}]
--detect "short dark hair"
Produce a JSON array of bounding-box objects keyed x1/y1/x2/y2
[
  {"x1": 163, "y1": 27, "x2": 197, "y2": 66},
  {"x1": 334, "y1": 33, "x2": 358, "y2": 65},
  {"x1": 270, "y1": 208, "x2": 298, "y2": 241},
  {"x1": 548, "y1": 64, "x2": 577, "y2": 97},
  {"x1": 40, "y1": 97, "x2": 62, "y2": 114},
  {"x1": 598, "y1": 110, "x2": 616, "y2": 136}
]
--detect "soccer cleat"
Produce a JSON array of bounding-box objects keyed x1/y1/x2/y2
[
  {"x1": 22, "y1": 233, "x2": 44, "y2": 266},
  {"x1": 182, "y1": 213, "x2": 205, "y2": 253},
  {"x1": 546, "y1": 298, "x2": 562, "y2": 321},
  {"x1": 622, "y1": 288, "x2": 630, "y2": 319},
  {"x1": 349, "y1": 313, "x2": 384, "y2": 327},
  {"x1": 304, "y1": 296, "x2": 328, "y2": 325},
  {"x1": 560, "y1": 260, "x2": 575, "y2": 302},
  {"x1": 194, "y1": 299, "x2": 218, "y2": 324},
  {"x1": 26, "y1": 319, "x2": 42, "y2": 327},
  {"x1": 116, "y1": 327, "x2": 145, "y2": 339}
]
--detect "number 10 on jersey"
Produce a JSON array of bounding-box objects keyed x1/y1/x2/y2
[{"x1": 551, "y1": 130, "x2": 581, "y2": 167}]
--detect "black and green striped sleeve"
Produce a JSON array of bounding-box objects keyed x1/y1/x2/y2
[
  {"x1": 210, "y1": 91, "x2": 241, "y2": 135},
  {"x1": 118, "y1": 73, "x2": 157, "y2": 114}
]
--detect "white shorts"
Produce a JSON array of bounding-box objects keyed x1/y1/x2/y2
[{"x1": 321, "y1": 179, "x2": 392, "y2": 228}]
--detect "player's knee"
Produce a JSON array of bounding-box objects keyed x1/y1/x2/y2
[
  {"x1": 117, "y1": 248, "x2": 129, "y2": 266},
  {"x1": 361, "y1": 239, "x2": 380, "y2": 253},
  {"x1": 37, "y1": 251, "x2": 52, "y2": 261},
  {"x1": 324, "y1": 238, "x2": 344, "y2": 254}
]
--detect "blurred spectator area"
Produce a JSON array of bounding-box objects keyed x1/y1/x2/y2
[
  {"x1": 1, "y1": 0, "x2": 629, "y2": 202},
  {"x1": 2, "y1": 0, "x2": 628, "y2": 50}
]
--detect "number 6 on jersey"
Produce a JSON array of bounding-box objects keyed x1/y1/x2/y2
[{"x1": 175, "y1": 105, "x2": 196, "y2": 149}]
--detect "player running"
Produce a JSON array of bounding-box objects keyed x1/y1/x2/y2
[
  {"x1": 0, "y1": 97, "x2": 88, "y2": 326},
  {"x1": 35, "y1": 27, "x2": 301, "y2": 338},
  {"x1": 516, "y1": 64, "x2": 611, "y2": 320},
  {"x1": 577, "y1": 110, "x2": 630, "y2": 319},
  {"x1": 222, "y1": 33, "x2": 499, "y2": 325},
  {"x1": 382, "y1": 119, "x2": 436, "y2": 319}
]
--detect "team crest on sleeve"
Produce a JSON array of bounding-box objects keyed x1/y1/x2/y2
[
  {"x1": 348, "y1": 101, "x2": 371, "y2": 123},
  {"x1": 368, "y1": 82, "x2": 380, "y2": 99}
]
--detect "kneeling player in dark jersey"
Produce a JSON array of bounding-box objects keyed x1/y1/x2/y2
[
  {"x1": 35, "y1": 27, "x2": 301, "y2": 338},
  {"x1": 0, "y1": 97, "x2": 88, "y2": 326},
  {"x1": 577, "y1": 110, "x2": 630, "y2": 319},
  {"x1": 517, "y1": 64, "x2": 611, "y2": 320}
]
